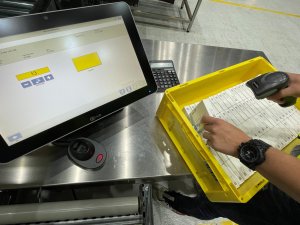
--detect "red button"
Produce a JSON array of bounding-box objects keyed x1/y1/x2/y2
[{"x1": 96, "y1": 154, "x2": 104, "y2": 163}]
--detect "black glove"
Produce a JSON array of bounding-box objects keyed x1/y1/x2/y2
[{"x1": 163, "y1": 190, "x2": 219, "y2": 220}]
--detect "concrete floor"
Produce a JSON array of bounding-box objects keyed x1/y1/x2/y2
[
  {"x1": 136, "y1": 0, "x2": 300, "y2": 73},
  {"x1": 133, "y1": 0, "x2": 300, "y2": 224}
]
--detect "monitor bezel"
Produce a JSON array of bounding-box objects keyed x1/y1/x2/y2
[{"x1": 0, "y1": 2, "x2": 157, "y2": 163}]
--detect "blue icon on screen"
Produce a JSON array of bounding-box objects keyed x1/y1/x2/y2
[
  {"x1": 7, "y1": 132, "x2": 22, "y2": 142},
  {"x1": 21, "y1": 81, "x2": 32, "y2": 88},
  {"x1": 44, "y1": 74, "x2": 54, "y2": 81},
  {"x1": 32, "y1": 77, "x2": 45, "y2": 85}
]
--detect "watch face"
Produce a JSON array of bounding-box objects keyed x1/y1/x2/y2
[
  {"x1": 238, "y1": 139, "x2": 270, "y2": 170},
  {"x1": 240, "y1": 146, "x2": 258, "y2": 163}
]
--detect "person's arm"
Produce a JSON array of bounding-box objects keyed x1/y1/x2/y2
[
  {"x1": 256, "y1": 147, "x2": 300, "y2": 203},
  {"x1": 201, "y1": 115, "x2": 300, "y2": 203}
]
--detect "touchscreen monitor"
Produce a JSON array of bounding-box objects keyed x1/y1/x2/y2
[{"x1": 0, "y1": 3, "x2": 157, "y2": 163}]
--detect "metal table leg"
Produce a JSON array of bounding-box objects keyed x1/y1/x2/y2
[
  {"x1": 181, "y1": 0, "x2": 202, "y2": 32},
  {"x1": 132, "y1": 0, "x2": 202, "y2": 32}
]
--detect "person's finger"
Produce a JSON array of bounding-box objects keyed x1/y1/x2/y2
[
  {"x1": 201, "y1": 115, "x2": 218, "y2": 124},
  {"x1": 203, "y1": 123, "x2": 215, "y2": 133},
  {"x1": 280, "y1": 87, "x2": 292, "y2": 96},
  {"x1": 268, "y1": 87, "x2": 294, "y2": 101},
  {"x1": 266, "y1": 96, "x2": 284, "y2": 104},
  {"x1": 206, "y1": 139, "x2": 213, "y2": 148},
  {"x1": 202, "y1": 131, "x2": 212, "y2": 140},
  {"x1": 267, "y1": 92, "x2": 280, "y2": 99}
]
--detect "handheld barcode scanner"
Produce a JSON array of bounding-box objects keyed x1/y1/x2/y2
[{"x1": 246, "y1": 71, "x2": 296, "y2": 107}]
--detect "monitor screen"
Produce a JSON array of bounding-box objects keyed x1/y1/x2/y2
[{"x1": 0, "y1": 3, "x2": 157, "y2": 162}]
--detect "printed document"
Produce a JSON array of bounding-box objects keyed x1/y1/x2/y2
[{"x1": 185, "y1": 82, "x2": 300, "y2": 188}]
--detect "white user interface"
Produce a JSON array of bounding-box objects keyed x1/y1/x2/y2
[{"x1": 0, "y1": 17, "x2": 147, "y2": 146}]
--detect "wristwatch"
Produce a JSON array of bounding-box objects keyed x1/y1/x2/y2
[{"x1": 238, "y1": 139, "x2": 271, "y2": 170}]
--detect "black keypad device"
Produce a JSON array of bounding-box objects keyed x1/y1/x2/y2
[{"x1": 149, "y1": 60, "x2": 180, "y2": 92}]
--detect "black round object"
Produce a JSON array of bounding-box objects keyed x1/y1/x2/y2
[{"x1": 69, "y1": 139, "x2": 95, "y2": 161}]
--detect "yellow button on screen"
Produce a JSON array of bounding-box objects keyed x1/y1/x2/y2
[
  {"x1": 72, "y1": 52, "x2": 102, "y2": 72},
  {"x1": 16, "y1": 67, "x2": 50, "y2": 81}
]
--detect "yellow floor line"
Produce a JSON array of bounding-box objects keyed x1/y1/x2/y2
[
  {"x1": 198, "y1": 220, "x2": 238, "y2": 225},
  {"x1": 210, "y1": 0, "x2": 300, "y2": 19}
]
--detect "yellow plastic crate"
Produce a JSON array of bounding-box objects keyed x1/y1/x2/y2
[{"x1": 156, "y1": 56, "x2": 300, "y2": 203}]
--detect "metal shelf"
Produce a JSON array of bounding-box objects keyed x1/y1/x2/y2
[{"x1": 131, "y1": 0, "x2": 202, "y2": 32}]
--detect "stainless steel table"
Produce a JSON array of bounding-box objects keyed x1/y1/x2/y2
[{"x1": 0, "y1": 39, "x2": 268, "y2": 190}]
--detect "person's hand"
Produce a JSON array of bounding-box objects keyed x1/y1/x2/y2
[
  {"x1": 201, "y1": 115, "x2": 251, "y2": 157},
  {"x1": 267, "y1": 73, "x2": 300, "y2": 104}
]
